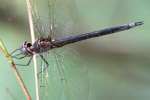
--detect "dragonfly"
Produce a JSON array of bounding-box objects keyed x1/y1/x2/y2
[
  {"x1": 11, "y1": 21, "x2": 143, "y2": 68},
  {"x1": 10, "y1": 0, "x2": 143, "y2": 99}
]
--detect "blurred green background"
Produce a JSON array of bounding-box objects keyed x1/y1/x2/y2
[{"x1": 0, "y1": 0, "x2": 149, "y2": 100}]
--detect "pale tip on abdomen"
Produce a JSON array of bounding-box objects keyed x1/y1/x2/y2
[{"x1": 129, "y1": 21, "x2": 144, "y2": 28}]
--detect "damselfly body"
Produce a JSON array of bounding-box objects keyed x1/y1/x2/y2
[
  {"x1": 11, "y1": 21, "x2": 143, "y2": 68},
  {"x1": 10, "y1": 0, "x2": 143, "y2": 99}
]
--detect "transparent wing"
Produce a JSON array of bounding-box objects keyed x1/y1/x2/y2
[
  {"x1": 31, "y1": 0, "x2": 83, "y2": 38},
  {"x1": 51, "y1": 0, "x2": 84, "y2": 37},
  {"x1": 31, "y1": 0, "x2": 90, "y2": 100},
  {"x1": 31, "y1": 0, "x2": 55, "y2": 37},
  {"x1": 52, "y1": 48, "x2": 90, "y2": 100},
  {"x1": 37, "y1": 49, "x2": 89, "y2": 100}
]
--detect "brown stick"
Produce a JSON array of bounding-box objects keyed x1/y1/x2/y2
[
  {"x1": 11, "y1": 62, "x2": 31, "y2": 100},
  {"x1": 0, "y1": 39, "x2": 31, "y2": 100}
]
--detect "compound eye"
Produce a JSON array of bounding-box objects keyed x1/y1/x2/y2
[{"x1": 27, "y1": 43, "x2": 32, "y2": 47}]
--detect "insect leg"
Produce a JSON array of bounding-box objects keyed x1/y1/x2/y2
[
  {"x1": 12, "y1": 54, "x2": 28, "y2": 60},
  {"x1": 10, "y1": 48, "x2": 21, "y2": 55},
  {"x1": 38, "y1": 55, "x2": 49, "y2": 74},
  {"x1": 11, "y1": 48, "x2": 28, "y2": 59},
  {"x1": 15, "y1": 56, "x2": 33, "y2": 66}
]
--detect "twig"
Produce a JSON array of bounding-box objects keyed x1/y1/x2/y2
[
  {"x1": 0, "y1": 39, "x2": 31, "y2": 100},
  {"x1": 25, "y1": 0, "x2": 40, "y2": 100}
]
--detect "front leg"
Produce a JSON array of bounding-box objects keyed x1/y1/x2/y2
[{"x1": 15, "y1": 56, "x2": 33, "y2": 66}]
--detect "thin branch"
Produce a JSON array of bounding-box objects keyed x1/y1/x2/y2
[
  {"x1": 25, "y1": 0, "x2": 40, "y2": 100},
  {"x1": 0, "y1": 39, "x2": 31, "y2": 100}
]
